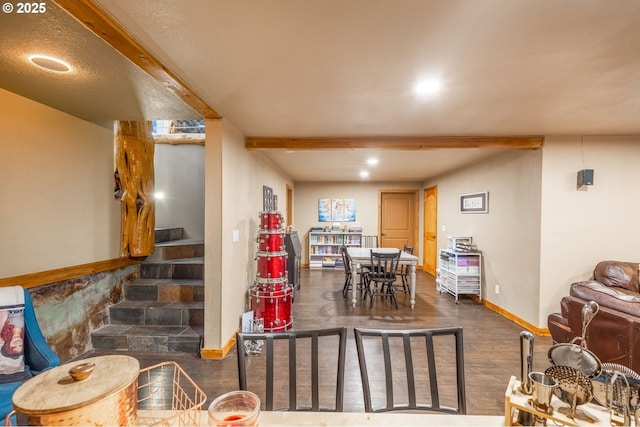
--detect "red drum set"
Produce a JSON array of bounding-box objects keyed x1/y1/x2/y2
[{"x1": 251, "y1": 211, "x2": 293, "y2": 332}]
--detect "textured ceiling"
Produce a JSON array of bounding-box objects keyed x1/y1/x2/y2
[
  {"x1": 2, "y1": 1, "x2": 640, "y2": 181},
  {"x1": 0, "y1": 2, "x2": 200, "y2": 128}
]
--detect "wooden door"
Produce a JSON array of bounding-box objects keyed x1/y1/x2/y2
[
  {"x1": 380, "y1": 191, "x2": 417, "y2": 250},
  {"x1": 423, "y1": 186, "x2": 438, "y2": 276}
]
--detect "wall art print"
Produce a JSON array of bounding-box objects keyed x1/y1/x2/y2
[
  {"x1": 318, "y1": 198, "x2": 356, "y2": 222},
  {"x1": 460, "y1": 192, "x2": 488, "y2": 214}
]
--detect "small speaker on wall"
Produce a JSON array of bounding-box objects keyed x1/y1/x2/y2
[{"x1": 577, "y1": 169, "x2": 594, "y2": 187}]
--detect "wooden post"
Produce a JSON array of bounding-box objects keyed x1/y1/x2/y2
[{"x1": 115, "y1": 121, "x2": 155, "y2": 257}]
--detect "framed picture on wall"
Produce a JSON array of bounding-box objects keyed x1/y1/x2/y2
[
  {"x1": 318, "y1": 199, "x2": 331, "y2": 222},
  {"x1": 331, "y1": 199, "x2": 344, "y2": 221},
  {"x1": 263, "y1": 186, "x2": 273, "y2": 211},
  {"x1": 340, "y1": 199, "x2": 356, "y2": 222},
  {"x1": 460, "y1": 192, "x2": 488, "y2": 214},
  {"x1": 318, "y1": 198, "x2": 357, "y2": 222}
]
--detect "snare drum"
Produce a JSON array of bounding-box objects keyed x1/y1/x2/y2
[
  {"x1": 259, "y1": 211, "x2": 284, "y2": 230},
  {"x1": 254, "y1": 277, "x2": 288, "y2": 292},
  {"x1": 257, "y1": 230, "x2": 285, "y2": 252},
  {"x1": 250, "y1": 287, "x2": 293, "y2": 332},
  {"x1": 256, "y1": 251, "x2": 287, "y2": 280}
]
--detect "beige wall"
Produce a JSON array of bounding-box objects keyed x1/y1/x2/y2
[
  {"x1": 425, "y1": 138, "x2": 640, "y2": 329},
  {"x1": 155, "y1": 144, "x2": 205, "y2": 239},
  {"x1": 425, "y1": 149, "x2": 543, "y2": 326},
  {"x1": 204, "y1": 118, "x2": 293, "y2": 350},
  {"x1": 5, "y1": 85, "x2": 639, "y2": 338},
  {"x1": 293, "y1": 182, "x2": 422, "y2": 264},
  {"x1": 0, "y1": 88, "x2": 120, "y2": 278},
  {"x1": 539, "y1": 136, "x2": 640, "y2": 327}
]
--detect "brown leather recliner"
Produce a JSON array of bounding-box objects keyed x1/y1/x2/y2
[{"x1": 547, "y1": 260, "x2": 640, "y2": 373}]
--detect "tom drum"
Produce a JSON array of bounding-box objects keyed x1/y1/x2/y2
[
  {"x1": 259, "y1": 211, "x2": 284, "y2": 231},
  {"x1": 257, "y1": 230, "x2": 285, "y2": 252},
  {"x1": 256, "y1": 251, "x2": 287, "y2": 280}
]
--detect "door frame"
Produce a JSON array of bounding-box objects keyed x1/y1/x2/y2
[
  {"x1": 422, "y1": 185, "x2": 438, "y2": 275},
  {"x1": 285, "y1": 184, "x2": 293, "y2": 227}
]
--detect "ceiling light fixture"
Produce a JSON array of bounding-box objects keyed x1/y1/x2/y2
[
  {"x1": 28, "y1": 55, "x2": 72, "y2": 73},
  {"x1": 413, "y1": 79, "x2": 441, "y2": 96},
  {"x1": 367, "y1": 158, "x2": 379, "y2": 166},
  {"x1": 360, "y1": 170, "x2": 369, "y2": 178}
]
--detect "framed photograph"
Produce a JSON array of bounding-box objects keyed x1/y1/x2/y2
[
  {"x1": 263, "y1": 186, "x2": 273, "y2": 211},
  {"x1": 460, "y1": 192, "x2": 488, "y2": 214}
]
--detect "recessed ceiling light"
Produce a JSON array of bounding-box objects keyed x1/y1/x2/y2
[
  {"x1": 367, "y1": 158, "x2": 379, "y2": 166},
  {"x1": 154, "y1": 192, "x2": 165, "y2": 200},
  {"x1": 413, "y1": 79, "x2": 441, "y2": 96},
  {"x1": 28, "y1": 55, "x2": 72, "y2": 73},
  {"x1": 360, "y1": 170, "x2": 369, "y2": 178}
]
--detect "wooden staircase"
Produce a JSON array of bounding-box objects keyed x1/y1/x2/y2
[{"x1": 91, "y1": 228, "x2": 204, "y2": 354}]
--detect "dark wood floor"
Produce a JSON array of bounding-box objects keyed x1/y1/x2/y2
[{"x1": 86, "y1": 268, "x2": 553, "y2": 415}]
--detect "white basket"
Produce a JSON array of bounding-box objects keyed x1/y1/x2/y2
[{"x1": 137, "y1": 361, "x2": 207, "y2": 426}]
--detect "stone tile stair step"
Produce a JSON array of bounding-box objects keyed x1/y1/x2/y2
[
  {"x1": 109, "y1": 300, "x2": 204, "y2": 327},
  {"x1": 91, "y1": 324, "x2": 202, "y2": 353},
  {"x1": 125, "y1": 279, "x2": 204, "y2": 302},
  {"x1": 140, "y1": 257, "x2": 204, "y2": 280},
  {"x1": 146, "y1": 239, "x2": 204, "y2": 262},
  {"x1": 154, "y1": 227, "x2": 185, "y2": 243}
]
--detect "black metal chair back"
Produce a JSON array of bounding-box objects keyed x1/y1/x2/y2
[
  {"x1": 397, "y1": 245, "x2": 414, "y2": 293},
  {"x1": 340, "y1": 245, "x2": 353, "y2": 296},
  {"x1": 354, "y1": 327, "x2": 467, "y2": 414},
  {"x1": 236, "y1": 327, "x2": 347, "y2": 412},
  {"x1": 366, "y1": 250, "x2": 401, "y2": 308}
]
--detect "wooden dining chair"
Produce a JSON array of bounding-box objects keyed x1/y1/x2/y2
[
  {"x1": 340, "y1": 245, "x2": 367, "y2": 297},
  {"x1": 354, "y1": 326, "x2": 467, "y2": 415},
  {"x1": 396, "y1": 245, "x2": 414, "y2": 294},
  {"x1": 365, "y1": 250, "x2": 401, "y2": 309},
  {"x1": 236, "y1": 327, "x2": 347, "y2": 412},
  {"x1": 361, "y1": 235, "x2": 379, "y2": 248}
]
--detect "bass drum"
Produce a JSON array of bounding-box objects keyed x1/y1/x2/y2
[
  {"x1": 250, "y1": 287, "x2": 293, "y2": 332},
  {"x1": 254, "y1": 277, "x2": 288, "y2": 292}
]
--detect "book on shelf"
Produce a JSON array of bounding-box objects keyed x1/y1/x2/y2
[{"x1": 322, "y1": 257, "x2": 336, "y2": 267}]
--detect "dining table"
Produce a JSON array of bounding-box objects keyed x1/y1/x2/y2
[
  {"x1": 198, "y1": 410, "x2": 504, "y2": 426},
  {"x1": 346, "y1": 247, "x2": 419, "y2": 309}
]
